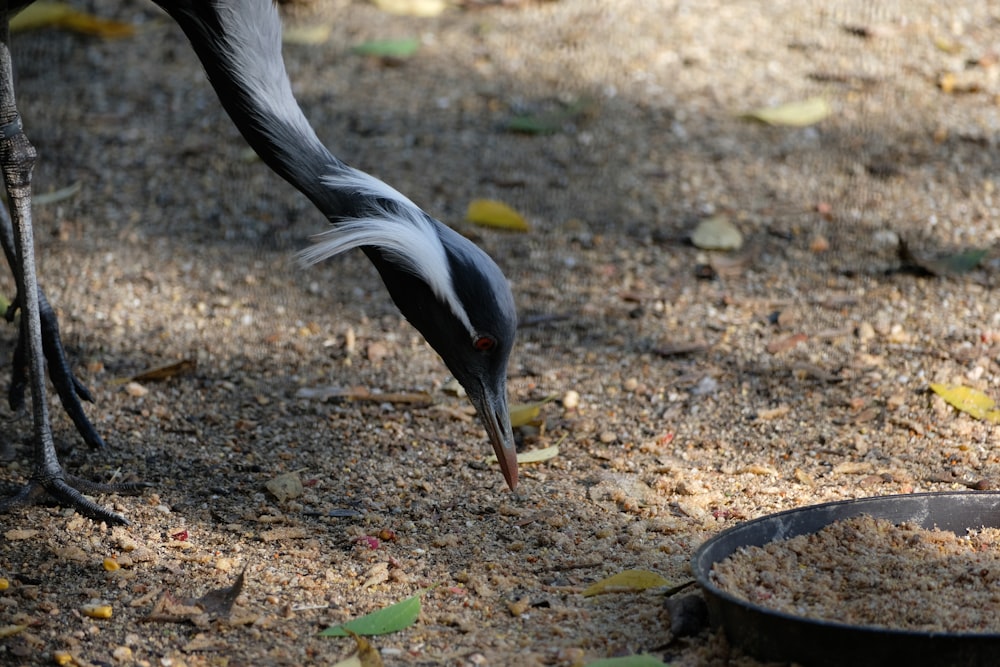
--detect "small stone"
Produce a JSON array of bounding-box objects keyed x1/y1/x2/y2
[
  {"x1": 507, "y1": 596, "x2": 531, "y2": 617},
  {"x1": 691, "y1": 215, "x2": 743, "y2": 251},
  {"x1": 112, "y1": 646, "x2": 133, "y2": 662},
  {"x1": 623, "y1": 377, "x2": 639, "y2": 392},
  {"x1": 265, "y1": 471, "x2": 303, "y2": 502},
  {"x1": 124, "y1": 382, "x2": 148, "y2": 398},
  {"x1": 562, "y1": 389, "x2": 580, "y2": 410},
  {"x1": 599, "y1": 431, "x2": 617, "y2": 444}
]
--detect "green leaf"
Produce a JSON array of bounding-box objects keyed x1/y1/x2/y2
[
  {"x1": 506, "y1": 98, "x2": 596, "y2": 135},
  {"x1": 351, "y1": 38, "x2": 420, "y2": 59},
  {"x1": 585, "y1": 655, "x2": 670, "y2": 667},
  {"x1": 320, "y1": 592, "x2": 421, "y2": 637}
]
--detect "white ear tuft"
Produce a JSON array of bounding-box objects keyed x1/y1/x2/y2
[{"x1": 300, "y1": 168, "x2": 475, "y2": 336}]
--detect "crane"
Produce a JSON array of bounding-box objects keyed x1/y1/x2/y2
[{"x1": 0, "y1": 0, "x2": 519, "y2": 525}]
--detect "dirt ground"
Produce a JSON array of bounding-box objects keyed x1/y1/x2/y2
[{"x1": 1, "y1": 0, "x2": 999, "y2": 665}]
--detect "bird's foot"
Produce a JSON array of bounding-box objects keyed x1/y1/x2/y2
[
  {"x1": 0, "y1": 472, "x2": 149, "y2": 526},
  {"x1": 6, "y1": 290, "x2": 106, "y2": 450}
]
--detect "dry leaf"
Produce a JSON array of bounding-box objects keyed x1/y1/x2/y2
[
  {"x1": 582, "y1": 569, "x2": 670, "y2": 597},
  {"x1": 130, "y1": 359, "x2": 196, "y2": 382},
  {"x1": 283, "y1": 24, "x2": 332, "y2": 45},
  {"x1": 145, "y1": 567, "x2": 246, "y2": 624},
  {"x1": 930, "y1": 384, "x2": 1000, "y2": 423},
  {"x1": 743, "y1": 96, "x2": 832, "y2": 127},
  {"x1": 295, "y1": 385, "x2": 432, "y2": 405},
  {"x1": 11, "y1": 1, "x2": 134, "y2": 37},
  {"x1": 370, "y1": 0, "x2": 446, "y2": 17},
  {"x1": 466, "y1": 199, "x2": 529, "y2": 231},
  {"x1": 509, "y1": 397, "x2": 557, "y2": 426},
  {"x1": 5, "y1": 529, "x2": 39, "y2": 540},
  {"x1": 333, "y1": 630, "x2": 385, "y2": 667}
]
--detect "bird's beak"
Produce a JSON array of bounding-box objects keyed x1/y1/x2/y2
[{"x1": 470, "y1": 382, "x2": 518, "y2": 491}]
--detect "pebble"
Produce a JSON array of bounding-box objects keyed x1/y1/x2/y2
[
  {"x1": 562, "y1": 389, "x2": 580, "y2": 410},
  {"x1": 691, "y1": 215, "x2": 743, "y2": 250},
  {"x1": 599, "y1": 431, "x2": 617, "y2": 444},
  {"x1": 125, "y1": 382, "x2": 148, "y2": 398},
  {"x1": 113, "y1": 646, "x2": 133, "y2": 662}
]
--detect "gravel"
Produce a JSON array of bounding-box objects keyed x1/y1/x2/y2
[{"x1": 0, "y1": 0, "x2": 998, "y2": 665}]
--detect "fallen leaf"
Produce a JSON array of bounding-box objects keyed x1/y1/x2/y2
[
  {"x1": 11, "y1": 1, "x2": 134, "y2": 37},
  {"x1": 144, "y1": 567, "x2": 246, "y2": 624},
  {"x1": 488, "y1": 444, "x2": 561, "y2": 467},
  {"x1": 897, "y1": 239, "x2": 987, "y2": 276},
  {"x1": 371, "y1": 0, "x2": 447, "y2": 17},
  {"x1": 509, "y1": 396, "x2": 557, "y2": 426},
  {"x1": 351, "y1": 38, "x2": 421, "y2": 60},
  {"x1": 509, "y1": 402, "x2": 542, "y2": 426},
  {"x1": 5, "y1": 529, "x2": 39, "y2": 540},
  {"x1": 333, "y1": 629, "x2": 385, "y2": 667},
  {"x1": 466, "y1": 199, "x2": 529, "y2": 231},
  {"x1": 585, "y1": 654, "x2": 670, "y2": 666},
  {"x1": 195, "y1": 567, "x2": 246, "y2": 617},
  {"x1": 321, "y1": 591, "x2": 422, "y2": 636},
  {"x1": 283, "y1": 24, "x2": 332, "y2": 45},
  {"x1": 121, "y1": 359, "x2": 196, "y2": 383},
  {"x1": 506, "y1": 98, "x2": 596, "y2": 135},
  {"x1": 295, "y1": 385, "x2": 432, "y2": 405},
  {"x1": 518, "y1": 445, "x2": 560, "y2": 464},
  {"x1": 743, "y1": 96, "x2": 832, "y2": 127},
  {"x1": 930, "y1": 384, "x2": 1000, "y2": 423},
  {"x1": 582, "y1": 569, "x2": 670, "y2": 597}
]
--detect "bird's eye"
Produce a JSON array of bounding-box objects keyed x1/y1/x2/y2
[{"x1": 473, "y1": 335, "x2": 496, "y2": 352}]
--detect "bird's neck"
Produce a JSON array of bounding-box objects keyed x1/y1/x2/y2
[{"x1": 154, "y1": 0, "x2": 349, "y2": 215}]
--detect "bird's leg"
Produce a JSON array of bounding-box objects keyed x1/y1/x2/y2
[
  {"x1": 0, "y1": 20, "x2": 142, "y2": 525},
  {"x1": 0, "y1": 202, "x2": 105, "y2": 450}
]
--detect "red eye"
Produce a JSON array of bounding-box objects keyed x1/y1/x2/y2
[{"x1": 474, "y1": 335, "x2": 496, "y2": 352}]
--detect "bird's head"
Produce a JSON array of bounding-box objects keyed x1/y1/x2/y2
[{"x1": 301, "y1": 169, "x2": 519, "y2": 490}]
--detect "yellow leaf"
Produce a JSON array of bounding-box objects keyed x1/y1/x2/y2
[
  {"x1": 510, "y1": 402, "x2": 542, "y2": 427},
  {"x1": 487, "y1": 445, "x2": 559, "y2": 466},
  {"x1": 930, "y1": 383, "x2": 996, "y2": 420},
  {"x1": 743, "y1": 97, "x2": 831, "y2": 127},
  {"x1": 582, "y1": 569, "x2": 670, "y2": 597},
  {"x1": 466, "y1": 199, "x2": 529, "y2": 232},
  {"x1": 283, "y1": 24, "x2": 332, "y2": 45},
  {"x1": 11, "y1": 2, "x2": 134, "y2": 38},
  {"x1": 371, "y1": 0, "x2": 447, "y2": 17},
  {"x1": 332, "y1": 630, "x2": 384, "y2": 667}
]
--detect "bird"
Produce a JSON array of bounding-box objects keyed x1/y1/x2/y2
[{"x1": 0, "y1": 0, "x2": 519, "y2": 525}]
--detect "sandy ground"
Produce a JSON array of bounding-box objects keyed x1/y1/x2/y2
[{"x1": 1, "y1": 0, "x2": 999, "y2": 664}]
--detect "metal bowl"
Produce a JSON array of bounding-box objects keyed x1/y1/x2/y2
[{"x1": 691, "y1": 492, "x2": 1000, "y2": 667}]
